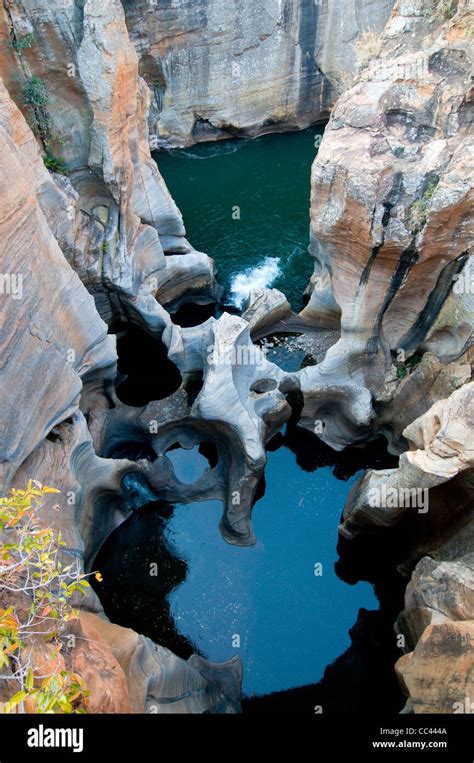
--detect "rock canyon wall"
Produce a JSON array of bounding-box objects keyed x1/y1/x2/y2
[
  {"x1": 299, "y1": 0, "x2": 473, "y2": 714},
  {"x1": 300, "y1": 0, "x2": 473, "y2": 453},
  {"x1": 0, "y1": 0, "x2": 239, "y2": 713},
  {"x1": 122, "y1": 0, "x2": 396, "y2": 146},
  {"x1": 0, "y1": 0, "x2": 472, "y2": 715}
]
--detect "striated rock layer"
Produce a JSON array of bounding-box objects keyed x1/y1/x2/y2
[
  {"x1": 0, "y1": 0, "x2": 237, "y2": 713},
  {"x1": 122, "y1": 0, "x2": 396, "y2": 147},
  {"x1": 0, "y1": 0, "x2": 472, "y2": 718},
  {"x1": 299, "y1": 0, "x2": 473, "y2": 452},
  {"x1": 296, "y1": 0, "x2": 473, "y2": 715},
  {"x1": 0, "y1": 0, "x2": 221, "y2": 330}
]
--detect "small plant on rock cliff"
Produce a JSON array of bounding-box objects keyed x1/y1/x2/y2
[
  {"x1": 10, "y1": 33, "x2": 36, "y2": 56},
  {"x1": 21, "y1": 76, "x2": 51, "y2": 142},
  {"x1": 21, "y1": 78, "x2": 68, "y2": 173},
  {"x1": 407, "y1": 181, "x2": 438, "y2": 233},
  {"x1": 396, "y1": 352, "x2": 423, "y2": 380},
  {"x1": 0, "y1": 482, "x2": 90, "y2": 713},
  {"x1": 43, "y1": 152, "x2": 69, "y2": 176},
  {"x1": 428, "y1": 0, "x2": 458, "y2": 21},
  {"x1": 21, "y1": 76, "x2": 48, "y2": 108},
  {"x1": 356, "y1": 30, "x2": 382, "y2": 66}
]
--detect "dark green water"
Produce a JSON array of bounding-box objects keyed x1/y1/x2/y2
[{"x1": 155, "y1": 127, "x2": 324, "y2": 312}]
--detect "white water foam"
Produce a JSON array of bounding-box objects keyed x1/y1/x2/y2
[
  {"x1": 229, "y1": 256, "x2": 282, "y2": 308},
  {"x1": 181, "y1": 142, "x2": 244, "y2": 160}
]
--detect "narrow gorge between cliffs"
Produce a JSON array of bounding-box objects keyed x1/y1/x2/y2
[
  {"x1": 91, "y1": 130, "x2": 406, "y2": 710},
  {"x1": 0, "y1": 0, "x2": 472, "y2": 728}
]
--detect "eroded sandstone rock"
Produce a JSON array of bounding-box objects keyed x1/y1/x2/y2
[
  {"x1": 300, "y1": 0, "x2": 473, "y2": 449},
  {"x1": 0, "y1": 0, "x2": 220, "y2": 332},
  {"x1": 122, "y1": 0, "x2": 396, "y2": 147},
  {"x1": 339, "y1": 380, "x2": 474, "y2": 712},
  {"x1": 340, "y1": 382, "x2": 474, "y2": 537},
  {"x1": 0, "y1": 0, "x2": 472, "y2": 719},
  {"x1": 396, "y1": 621, "x2": 474, "y2": 714},
  {"x1": 74, "y1": 612, "x2": 242, "y2": 713},
  {"x1": 92, "y1": 313, "x2": 297, "y2": 546},
  {"x1": 0, "y1": 74, "x2": 117, "y2": 489},
  {"x1": 0, "y1": 24, "x2": 240, "y2": 710}
]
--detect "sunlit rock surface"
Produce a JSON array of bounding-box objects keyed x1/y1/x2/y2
[
  {"x1": 300, "y1": 0, "x2": 473, "y2": 450},
  {"x1": 0, "y1": 0, "x2": 472, "y2": 717}
]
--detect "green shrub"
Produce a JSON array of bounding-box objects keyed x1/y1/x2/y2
[
  {"x1": 423, "y1": 182, "x2": 437, "y2": 202},
  {"x1": 11, "y1": 33, "x2": 36, "y2": 55},
  {"x1": 43, "y1": 153, "x2": 69, "y2": 176},
  {"x1": 396, "y1": 353, "x2": 423, "y2": 380},
  {"x1": 0, "y1": 482, "x2": 90, "y2": 713},
  {"x1": 21, "y1": 76, "x2": 48, "y2": 108},
  {"x1": 21, "y1": 76, "x2": 63, "y2": 146},
  {"x1": 407, "y1": 181, "x2": 438, "y2": 232},
  {"x1": 49, "y1": 133, "x2": 66, "y2": 148}
]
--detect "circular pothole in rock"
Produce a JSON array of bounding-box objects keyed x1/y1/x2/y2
[
  {"x1": 111, "y1": 324, "x2": 182, "y2": 406},
  {"x1": 250, "y1": 378, "x2": 278, "y2": 394},
  {"x1": 166, "y1": 442, "x2": 217, "y2": 484}
]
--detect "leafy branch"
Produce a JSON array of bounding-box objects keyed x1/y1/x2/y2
[{"x1": 0, "y1": 482, "x2": 92, "y2": 713}]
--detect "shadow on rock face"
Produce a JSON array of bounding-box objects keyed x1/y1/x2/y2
[
  {"x1": 170, "y1": 301, "x2": 217, "y2": 327},
  {"x1": 91, "y1": 500, "x2": 198, "y2": 660},
  {"x1": 111, "y1": 324, "x2": 183, "y2": 406},
  {"x1": 270, "y1": 401, "x2": 399, "y2": 480}
]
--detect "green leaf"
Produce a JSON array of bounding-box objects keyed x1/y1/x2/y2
[
  {"x1": 25, "y1": 667, "x2": 34, "y2": 690},
  {"x1": 7, "y1": 690, "x2": 28, "y2": 707}
]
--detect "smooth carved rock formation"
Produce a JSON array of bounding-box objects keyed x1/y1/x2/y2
[
  {"x1": 396, "y1": 621, "x2": 474, "y2": 714},
  {"x1": 299, "y1": 0, "x2": 473, "y2": 449},
  {"x1": 122, "y1": 0, "x2": 396, "y2": 147},
  {"x1": 378, "y1": 351, "x2": 472, "y2": 453},
  {"x1": 238, "y1": 285, "x2": 339, "y2": 338},
  {"x1": 90, "y1": 313, "x2": 296, "y2": 546},
  {"x1": 10, "y1": 413, "x2": 129, "y2": 589},
  {"x1": 0, "y1": 15, "x2": 241, "y2": 709},
  {"x1": 338, "y1": 381, "x2": 474, "y2": 712},
  {"x1": 421, "y1": 255, "x2": 474, "y2": 362},
  {"x1": 0, "y1": 74, "x2": 117, "y2": 490},
  {"x1": 170, "y1": 313, "x2": 295, "y2": 543},
  {"x1": 153, "y1": 249, "x2": 224, "y2": 311},
  {"x1": 397, "y1": 553, "x2": 474, "y2": 649},
  {"x1": 340, "y1": 383, "x2": 474, "y2": 537},
  {"x1": 7, "y1": 408, "x2": 242, "y2": 712},
  {"x1": 74, "y1": 612, "x2": 242, "y2": 714},
  {"x1": 393, "y1": 505, "x2": 474, "y2": 714},
  {"x1": 0, "y1": 0, "x2": 472, "y2": 719},
  {"x1": 241, "y1": 288, "x2": 294, "y2": 339},
  {"x1": 317, "y1": 17, "x2": 474, "y2": 703},
  {"x1": 0, "y1": 0, "x2": 220, "y2": 331}
]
